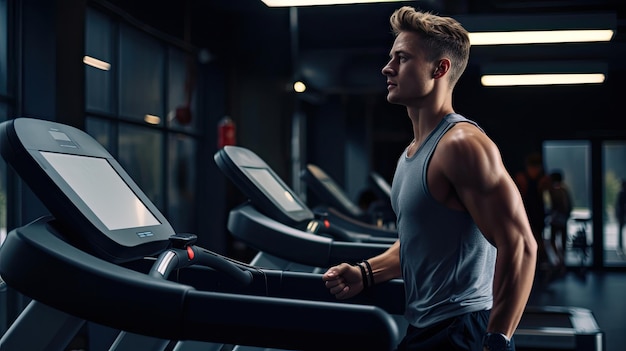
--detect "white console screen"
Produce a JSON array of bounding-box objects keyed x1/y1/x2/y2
[
  {"x1": 244, "y1": 167, "x2": 304, "y2": 212},
  {"x1": 40, "y1": 151, "x2": 160, "y2": 230}
]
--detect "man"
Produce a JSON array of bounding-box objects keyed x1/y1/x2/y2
[
  {"x1": 547, "y1": 170, "x2": 573, "y2": 271},
  {"x1": 322, "y1": 6, "x2": 537, "y2": 351}
]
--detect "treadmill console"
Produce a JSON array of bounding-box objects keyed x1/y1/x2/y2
[
  {"x1": 214, "y1": 145, "x2": 314, "y2": 227},
  {"x1": 301, "y1": 164, "x2": 364, "y2": 219},
  {"x1": 0, "y1": 118, "x2": 172, "y2": 262}
]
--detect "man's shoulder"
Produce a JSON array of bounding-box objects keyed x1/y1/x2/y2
[{"x1": 443, "y1": 122, "x2": 493, "y2": 151}]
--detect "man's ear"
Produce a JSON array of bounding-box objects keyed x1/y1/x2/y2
[{"x1": 433, "y1": 58, "x2": 451, "y2": 79}]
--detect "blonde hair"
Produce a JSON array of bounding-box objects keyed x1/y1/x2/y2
[{"x1": 390, "y1": 6, "x2": 470, "y2": 86}]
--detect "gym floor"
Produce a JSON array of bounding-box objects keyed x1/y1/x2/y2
[{"x1": 528, "y1": 269, "x2": 626, "y2": 351}]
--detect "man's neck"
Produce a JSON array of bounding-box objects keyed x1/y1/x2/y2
[{"x1": 407, "y1": 105, "x2": 454, "y2": 149}]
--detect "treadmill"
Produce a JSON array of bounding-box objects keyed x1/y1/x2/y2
[
  {"x1": 214, "y1": 146, "x2": 396, "y2": 250},
  {"x1": 214, "y1": 146, "x2": 407, "y2": 351},
  {"x1": 301, "y1": 163, "x2": 373, "y2": 222},
  {"x1": 0, "y1": 118, "x2": 401, "y2": 351},
  {"x1": 301, "y1": 163, "x2": 397, "y2": 230},
  {"x1": 215, "y1": 145, "x2": 606, "y2": 351}
]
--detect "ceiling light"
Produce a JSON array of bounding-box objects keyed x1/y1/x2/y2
[
  {"x1": 83, "y1": 56, "x2": 111, "y2": 71},
  {"x1": 293, "y1": 81, "x2": 307, "y2": 93},
  {"x1": 481, "y1": 73, "x2": 605, "y2": 86},
  {"x1": 261, "y1": 0, "x2": 406, "y2": 6},
  {"x1": 480, "y1": 61, "x2": 607, "y2": 87},
  {"x1": 458, "y1": 13, "x2": 616, "y2": 46},
  {"x1": 469, "y1": 29, "x2": 614, "y2": 46}
]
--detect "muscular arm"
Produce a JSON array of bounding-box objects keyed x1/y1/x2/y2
[
  {"x1": 323, "y1": 240, "x2": 402, "y2": 299},
  {"x1": 369, "y1": 240, "x2": 403, "y2": 282},
  {"x1": 440, "y1": 124, "x2": 538, "y2": 338}
]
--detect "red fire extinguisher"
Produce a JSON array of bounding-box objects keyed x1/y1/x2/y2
[{"x1": 218, "y1": 116, "x2": 236, "y2": 148}]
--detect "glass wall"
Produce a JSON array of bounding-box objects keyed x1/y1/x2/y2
[
  {"x1": 168, "y1": 133, "x2": 197, "y2": 232},
  {"x1": 603, "y1": 141, "x2": 626, "y2": 267},
  {"x1": 118, "y1": 123, "x2": 164, "y2": 208},
  {"x1": 85, "y1": 116, "x2": 114, "y2": 153},
  {"x1": 543, "y1": 140, "x2": 592, "y2": 267},
  {"x1": 85, "y1": 8, "x2": 113, "y2": 115},
  {"x1": 167, "y1": 47, "x2": 200, "y2": 132},
  {"x1": 119, "y1": 25, "x2": 164, "y2": 123},
  {"x1": 85, "y1": 6, "x2": 201, "y2": 233}
]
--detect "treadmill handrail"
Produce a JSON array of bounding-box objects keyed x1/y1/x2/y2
[
  {"x1": 0, "y1": 216, "x2": 400, "y2": 350},
  {"x1": 228, "y1": 204, "x2": 391, "y2": 267}
]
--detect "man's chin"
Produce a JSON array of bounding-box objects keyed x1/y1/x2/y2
[{"x1": 386, "y1": 95, "x2": 401, "y2": 105}]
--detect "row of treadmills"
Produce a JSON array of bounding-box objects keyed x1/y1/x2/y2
[{"x1": 0, "y1": 118, "x2": 605, "y2": 350}]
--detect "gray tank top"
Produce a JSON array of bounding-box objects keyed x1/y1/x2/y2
[{"x1": 390, "y1": 113, "x2": 496, "y2": 328}]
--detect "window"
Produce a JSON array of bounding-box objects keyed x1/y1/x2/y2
[
  {"x1": 119, "y1": 24, "x2": 164, "y2": 123},
  {"x1": 85, "y1": 8, "x2": 113, "y2": 114},
  {"x1": 85, "y1": 6, "x2": 201, "y2": 233},
  {"x1": 168, "y1": 133, "x2": 197, "y2": 232},
  {"x1": 118, "y1": 123, "x2": 164, "y2": 208},
  {"x1": 543, "y1": 140, "x2": 592, "y2": 267},
  {"x1": 167, "y1": 47, "x2": 200, "y2": 132},
  {"x1": 603, "y1": 141, "x2": 626, "y2": 267}
]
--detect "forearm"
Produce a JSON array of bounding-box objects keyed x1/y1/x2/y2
[
  {"x1": 367, "y1": 240, "x2": 402, "y2": 285},
  {"x1": 488, "y1": 235, "x2": 537, "y2": 337}
]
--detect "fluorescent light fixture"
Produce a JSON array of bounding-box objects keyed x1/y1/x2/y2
[
  {"x1": 457, "y1": 13, "x2": 616, "y2": 46},
  {"x1": 469, "y1": 29, "x2": 614, "y2": 46},
  {"x1": 83, "y1": 56, "x2": 111, "y2": 71},
  {"x1": 261, "y1": 0, "x2": 405, "y2": 6},
  {"x1": 480, "y1": 61, "x2": 607, "y2": 86},
  {"x1": 481, "y1": 73, "x2": 605, "y2": 86}
]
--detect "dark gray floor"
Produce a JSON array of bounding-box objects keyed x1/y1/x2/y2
[{"x1": 528, "y1": 269, "x2": 626, "y2": 351}]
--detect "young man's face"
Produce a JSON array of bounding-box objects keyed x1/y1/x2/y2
[{"x1": 382, "y1": 31, "x2": 438, "y2": 107}]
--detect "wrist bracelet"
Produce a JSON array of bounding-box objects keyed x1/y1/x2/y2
[
  {"x1": 357, "y1": 262, "x2": 369, "y2": 289},
  {"x1": 363, "y1": 260, "x2": 375, "y2": 286}
]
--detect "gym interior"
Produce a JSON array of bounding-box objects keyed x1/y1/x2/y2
[{"x1": 0, "y1": 0, "x2": 625, "y2": 350}]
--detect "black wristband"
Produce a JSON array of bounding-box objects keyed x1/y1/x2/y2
[
  {"x1": 357, "y1": 262, "x2": 369, "y2": 289},
  {"x1": 362, "y1": 259, "x2": 374, "y2": 286}
]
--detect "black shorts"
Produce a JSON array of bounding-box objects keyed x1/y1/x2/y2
[{"x1": 395, "y1": 310, "x2": 515, "y2": 351}]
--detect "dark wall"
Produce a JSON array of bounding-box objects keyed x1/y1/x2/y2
[
  {"x1": 302, "y1": 61, "x2": 622, "y2": 196},
  {"x1": 105, "y1": 0, "x2": 626, "y2": 200},
  {"x1": 455, "y1": 66, "x2": 623, "y2": 175},
  {"x1": 205, "y1": 7, "x2": 295, "y2": 183}
]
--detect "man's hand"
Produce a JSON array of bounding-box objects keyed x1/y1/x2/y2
[{"x1": 322, "y1": 263, "x2": 364, "y2": 299}]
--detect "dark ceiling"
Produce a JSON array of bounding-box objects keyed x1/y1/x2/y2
[{"x1": 102, "y1": 0, "x2": 625, "y2": 94}]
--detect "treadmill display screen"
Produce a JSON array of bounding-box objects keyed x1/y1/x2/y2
[
  {"x1": 40, "y1": 151, "x2": 161, "y2": 230},
  {"x1": 244, "y1": 167, "x2": 304, "y2": 212}
]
